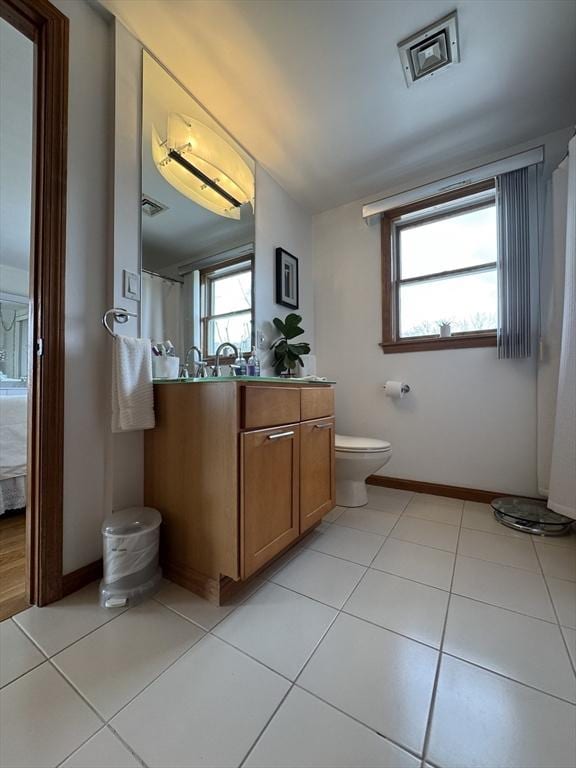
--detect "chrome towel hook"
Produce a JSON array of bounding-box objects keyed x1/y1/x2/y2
[{"x1": 102, "y1": 308, "x2": 137, "y2": 338}]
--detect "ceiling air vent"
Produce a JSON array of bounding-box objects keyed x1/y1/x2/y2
[
  {"x1": 141, "y1": 195, "x2": 168, "y2": 217},
  {"x1": 398, "y1": 11, "x2": 460, "y2": 87}
]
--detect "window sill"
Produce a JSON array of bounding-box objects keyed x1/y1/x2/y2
[{"x1": 380, "y1": 333, "x2": 497, "y2": 354}]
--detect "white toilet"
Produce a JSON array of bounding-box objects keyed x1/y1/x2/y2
[{"x1": 335, "y1": 434, "x2": 392, "y2": 507}]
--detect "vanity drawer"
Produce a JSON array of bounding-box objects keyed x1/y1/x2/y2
[
  {"x1": 300, "y1": 387, "x2": 334, "y2": 422},
  {"x1": 242, "y1": 385, "x2": 301, "y2": 429}
]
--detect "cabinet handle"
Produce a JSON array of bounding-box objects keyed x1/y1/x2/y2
[
  {"x1": 267, "y1": 430, "x2": 295, "y2": 440},
  {"x1": 314, "y1": 423, "x2": 332, "y2": 429}
]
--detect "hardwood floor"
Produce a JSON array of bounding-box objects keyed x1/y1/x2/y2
[{"x1": 0, "y1": 512, "x2": 28, "y2": 620}]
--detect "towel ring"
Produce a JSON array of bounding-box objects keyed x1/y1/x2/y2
[{"x1": 102, "y1": 308, "x2": 137, "y2": 338}]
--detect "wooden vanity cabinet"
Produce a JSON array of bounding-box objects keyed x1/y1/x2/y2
[{"x1": 144, "y1": 380, "x2": 335, "y2": 604}]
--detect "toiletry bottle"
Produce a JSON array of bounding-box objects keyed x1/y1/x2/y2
[
  {"x1": 235, "y1": 353, "x2": 247, "y2": 376},
  {"x1": 247, "y1": 347, "x2": 260, "y2": 376}
]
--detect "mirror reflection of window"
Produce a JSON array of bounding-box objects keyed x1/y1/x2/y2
[
  {"x1": 0, "y1": 301, "x2": 29, "y2": 382},
  {"x1": 200, "y1": 258, "x2": 254, "y2": 358}
]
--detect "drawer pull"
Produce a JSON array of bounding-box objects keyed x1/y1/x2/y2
[
  {"x1": 267, "y1": 431, "x2": 295, "y2": 441},
  {"x1": 314, "y1": 423, "x2": 332, "y2": 430}
]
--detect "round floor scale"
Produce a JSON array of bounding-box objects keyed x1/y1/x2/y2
[{"x1": 491, "y1": 497, "x2": 574, "y2": 536}]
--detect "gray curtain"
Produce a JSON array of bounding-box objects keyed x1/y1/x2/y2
[{"x1": 496, "y1": 165, "x2": 540, "y2": 358}]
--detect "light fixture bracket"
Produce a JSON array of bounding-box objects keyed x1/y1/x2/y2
[{"x1": 167, "y1": 149, "x2": 242, "y2": 209}]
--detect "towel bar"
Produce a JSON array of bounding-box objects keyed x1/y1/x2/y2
[{"x1": 102, "y1": 308, "x2": 137, "y2": 338}]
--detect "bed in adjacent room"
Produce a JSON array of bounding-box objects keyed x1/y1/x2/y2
[{"x1": 0, "y1": 391, "x2": 28, "y2": 515}]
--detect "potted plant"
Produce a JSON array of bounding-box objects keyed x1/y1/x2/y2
[
  {"x1": 270, "y1": 313, "x2": 311, "y2": 376},
  {"x1": 438, "y1": 319, "x2": 452, "y2": 338}
]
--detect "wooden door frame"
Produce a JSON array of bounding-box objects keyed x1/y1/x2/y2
[{"x1": 0, "y1": 0, "x2": 68, "y2": 606}]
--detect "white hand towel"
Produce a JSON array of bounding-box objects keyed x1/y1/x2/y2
[{"x1": 112, "y1": 335, "x2": 155, "y2": 433}]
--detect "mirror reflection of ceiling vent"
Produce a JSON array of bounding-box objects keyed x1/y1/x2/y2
[
  {"x1": 398, "y1": 11, "x2": 460, "y2": 87},
  {"x1": 141, "y1": 195, "x2": 168, "y2": 217}
]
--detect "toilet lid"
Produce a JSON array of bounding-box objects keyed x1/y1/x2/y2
[{"x1": 335, "y1": 434, "x2": 391, "y2": 453}]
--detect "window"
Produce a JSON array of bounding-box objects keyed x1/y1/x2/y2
[
  {"x1": 381, "y1": 180, "x2": 498, "y2": 352},
  {"x1": 200, "y1": 257, "x2": 254, "y2": 358}
]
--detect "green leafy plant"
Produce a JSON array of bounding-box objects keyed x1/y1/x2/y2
[{"x1": 270, "y1": 313, "x2": 311, "y2": 375}]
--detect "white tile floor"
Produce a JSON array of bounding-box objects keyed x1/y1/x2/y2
[{"x1": 1, "y1": 488, "x2": 575, "y2": 768}]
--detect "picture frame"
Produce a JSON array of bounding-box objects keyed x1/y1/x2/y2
[{"x1": 275, "y1": 247, "x2": 299, "y2": 309}]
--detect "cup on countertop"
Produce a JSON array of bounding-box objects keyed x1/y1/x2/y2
[{"x1": 153, "y1": 355, "x2": 180, "y2": 379}]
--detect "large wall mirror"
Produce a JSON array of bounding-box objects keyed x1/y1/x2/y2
[{"x1": 141, "y1": 52, "x2": 256, "y2": 373}]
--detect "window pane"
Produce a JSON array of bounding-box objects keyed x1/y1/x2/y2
[
  {"x1": 211, "y1": 270, "x2": 251, "y2": 314},
  {"x1": 206, "y1": 311, "x2": 252, "y2": 355},
  {"x1": 399, "y1": 204, "x2": 496, "y2": 279},
  {"x1": 399, "y1": 269, "x2": 497, "y2": 338}
]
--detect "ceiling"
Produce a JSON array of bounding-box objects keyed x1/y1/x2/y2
[
  {"x1": 0, "y1": 18, "x2": 34, "y2": 274},
  {"x1": 104, "y1": 0, "x2": 576, "y2": 213}
]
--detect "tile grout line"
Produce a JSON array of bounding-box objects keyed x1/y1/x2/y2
[
  {"x1": 53, "y1": 722, "x2": 149, "y2": 768},
  {"x1": 269, "y1": 569, "x2": 369, "y2": 611},
  {"x1": 235, "y1": 601, "x2": 343, "y2": 768},
  {"x1": 419, "y1": 509, "x2": 464, "y2": 767},
  {"x1": 292, "y1": 682, "x2": 425, "y2": 763},
  {"x1": 235, "y1": 584, "x2": 346, "y2": 767},
  {"x1": 438, "y1": 649, "x2": 576, "y2": 707},
  {"x1": 532, "y1": 542, "x2": 576, "y2": 680},
  {"x1": 267, "y1": 556, "x2": 576, "y2": 705},
  {"x1": 53, "y1": 722, "x2": 110, "y2": 768},
  {"x1": 238, "y1": 496, "x2": 423, "y2": 766},
  {"x1": 13, "y1": 603, "x2": 129, "y2": 661},
  {"x1": 152, "y1": 570, "x2": 269, "y2": 635},
  {"x1": 6, "y1": 497, "x2": 569, "y2": 767},
  {"x1": 237, "y1": 684, "x2": 295, "y2": 768},
  {"x1": 105, "y1": 722, "x2": 150, "y2": 768},
  {"x1": 44, "y1": 623, "x2": 209, "y2": 764},
  {"x1": 314, "y1": 510, "x2": 576, "y2": 702}
]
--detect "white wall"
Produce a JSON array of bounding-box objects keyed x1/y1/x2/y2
[
  {"x1": 0, "y1": 265, "x2": 28, "y2": 297},
  {"x1": 110, "y1": 20, "x2": 144, "y2": 512},
  {"x1": 54, "y1": 0, "x2": 112, "y2": 573},
  {"x1": 313, "y1": 127, "x2": 573, "y2": 496},
  {"x1": 255, "y1": 165, "x2": 314, "y2": 372}
]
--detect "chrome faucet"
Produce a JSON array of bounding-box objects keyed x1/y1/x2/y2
[
  {"x1": 181, "y1": 345, "x2": 204, "y2": 378},
  {"x1": 213, "y1": 342, "x2": 239, "y2": 376}
]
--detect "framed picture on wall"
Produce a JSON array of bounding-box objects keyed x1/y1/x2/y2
[{"x1": 275, "y1": 247, "x2": 299, "y2": 309}]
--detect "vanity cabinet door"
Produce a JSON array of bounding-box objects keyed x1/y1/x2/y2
[
  {"x1": 300, "y1": 418, "x2": 335, "y2": 532},
  {"x1": 241, "y1": 425, "x2": 300, "y2": 578}
]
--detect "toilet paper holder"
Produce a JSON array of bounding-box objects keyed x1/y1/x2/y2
[{"x1": 383, "y1": 383, "x2": 410, "y2": 394}]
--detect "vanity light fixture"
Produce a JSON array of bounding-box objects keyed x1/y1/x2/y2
[{"x1": 152, "y1": 113, "x2": 254, "y2": 219}]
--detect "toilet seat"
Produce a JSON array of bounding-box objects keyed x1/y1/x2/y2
[{"x1": 335, "y1": 434, "x2": 392, "y2": 453}]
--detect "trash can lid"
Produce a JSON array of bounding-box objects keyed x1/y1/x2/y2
[{"x1": 102, "y1": 506, "x2": 162, "y2": 536}]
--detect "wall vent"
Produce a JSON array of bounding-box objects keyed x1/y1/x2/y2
[
  {"x1": 398, "y1": 11, "x2": 460, "y2": 87},
  {"x1": 141, "y1": 195, "x2": 168, "y2": 217}
]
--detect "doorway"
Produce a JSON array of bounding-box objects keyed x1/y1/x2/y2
[{"x1": 0, "y1": 0, "x2": 68, "y2": 618}]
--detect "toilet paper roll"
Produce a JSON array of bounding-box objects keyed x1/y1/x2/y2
[{"x1": 384, "y1": 380, "x2": 405, "y2": 399}]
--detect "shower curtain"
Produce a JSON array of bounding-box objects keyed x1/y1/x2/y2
[
  {"x1": 141, "y1": 272, "x2": 183, "y2": 356},
  {"x1": 538, "y1": 136, "x2": 576, "y2": 519}
]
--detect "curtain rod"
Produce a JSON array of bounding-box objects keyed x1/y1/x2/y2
[
  {"x1": 362, "y1": 145, "x2": 544, "y2": 224},
  {"x1": 142, "y1": 268, "x2": 184, "y2": 285}
]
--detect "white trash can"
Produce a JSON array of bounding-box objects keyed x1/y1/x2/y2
[{"x1": 100, "y1": 506, "x2": 162, "y2": 608}]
